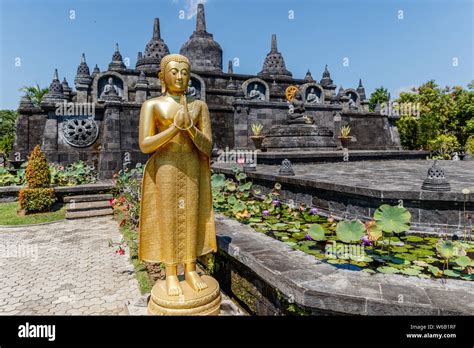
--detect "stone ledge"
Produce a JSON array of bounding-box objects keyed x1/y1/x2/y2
[
  {"x1": 212, "y1": 165, "x2": 472, "y2": 203},
  {"x1": 0, "y1": 182, "x2": 114, "y2": 198},
  {"x1": 215, "y1": 214, "x2": 474, "y2": 315}
]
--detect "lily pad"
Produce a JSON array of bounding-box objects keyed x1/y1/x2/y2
[
  {"x1": 427, "y1": 265, "x2": 442, "y2": 277},
  {"x1": 362, "y1": 269, "x2": 376, "y2": 273},
  {"x1": 292, "y1": 232, "x2": 306, "y2": 240},
  {"x1": 404, "y1": 235, "x2": 424, "y2": 243},
  {"x1": 436, "y1": 240, "x2": 464, "y2": 260},
  {"x1": 394, "y1": 253, "x2": 417, "y2": 262},
  {"x1": 336, "y1": 220, "x2": 365, "y2": 243},
  {"x1": 400, "y1": 268, "x2": 421, "y2": 276},
  {"x1": 410, "y1": 249, "x2": 435, "y2": 257},
  {"x1": 454, "y1": 255, "x2": 471, "y2": 268},
  {"x1": 373, "y1": 204, "x2": 411, "y2": 233},
  {"x1": 392, "y1": 246, "x2": 409, "y2": 253},
  {"x1": 307, "y1": 224, "x2": 326, "y2": 241},
  {"x1": 417, "y1": 274, "x2": 431, "y2": 279},
  {"x1": 413, "y1": 260, "x2": 429, "y2": 267},
  {"x1": 382, "y1": 255, "x2": 406, "y2": 264},
  {"x1": 377, "y1": 266, "x2": 400, "y2": 274},
  {"x1": 461, "y1": 274, "x2": 474, "y2": 281},
  {"x1": 443, "y1": 269, "x2": 461, "y2": 278},
  {"x1": 351, "y1": 261, "x2": 368, "y2": 267}
]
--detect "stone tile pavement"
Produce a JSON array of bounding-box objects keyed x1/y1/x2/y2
[{"x1": 0, "y1": 217, "x2": 141, "y2": 315}]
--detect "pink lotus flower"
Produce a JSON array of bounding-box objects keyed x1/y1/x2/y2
[
  {"x1": 262, "y1": 210, "x2": 269, "y2": 216},
  {"x1": 310, "y1": 207, "x2": 318, "y2": 215}
]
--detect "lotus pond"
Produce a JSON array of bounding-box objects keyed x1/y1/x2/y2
[{"x1": 211, "y1": 168, "x2": 474, "y2": 281}]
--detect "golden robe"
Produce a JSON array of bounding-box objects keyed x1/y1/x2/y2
[{"x1": 138, "y1": 100, "x2": 217, "y2": 264}]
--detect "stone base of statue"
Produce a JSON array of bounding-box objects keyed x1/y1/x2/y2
[
  {"x1": 262, "y1": 124, "x2": 337, "y2": 151},
  {"x1": 147, "y1": 275, "x2": 221, "y2": 316}
]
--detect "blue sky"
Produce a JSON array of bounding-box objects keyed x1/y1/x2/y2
[{"x1": 0, "y1": 0, "x2": 472, "y2": 109}]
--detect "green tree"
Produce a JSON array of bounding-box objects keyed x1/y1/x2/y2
[
  {"x1": 369, "y1": 86, "x2": 389, "y2": 112},
  {"x1": 19, "y1": 84, "x2": 49, "y2": 107},
  {"x1": 0, "y1": 110, "x2": 19, "y2": 156},
  {"x1": 395, "y1": 80, "x2": 474, "y2": 151}
]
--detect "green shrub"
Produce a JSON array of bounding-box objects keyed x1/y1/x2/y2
[
  {"x1": 25, "y1": 145, "x2": 50, "y2": 188},
  {"x1": 396, "y1": 116, "x2": 419, "y2": 149},
  {"x1": 427, "y1": 134, "x2": 460, "y2": 159},
  {"x1": 18, "y1": 188, "x2": 56, "y2": 213},
  {"x1": 0, "y1": 167, "x2": 16, "y2": 186},
  {"x1": 465, "y1": 136, "x2": 474, "y2": 155},
  {"x1": 50, "y1": 161, "x2": 98, "y2": 186},
  {"x1": 18, "y1": 145, "x2": 55, "y2": 213}
]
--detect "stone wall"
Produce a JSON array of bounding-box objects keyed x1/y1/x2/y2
[{"x1": 11, "y1": 68, "x2": 400, "y2": 178}]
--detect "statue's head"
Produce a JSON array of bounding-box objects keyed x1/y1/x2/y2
[
  {"x1": 108, "y1": 77, "x2": 113, "y2": 84},
  {"x1": 159, "y1": 54, "x2": 191, "y2": 95},
  {"x1": 294, "y1": 91, "x2": 302, "y2": 100},
  {"x1": 254, "y1": 84, "x2": 258, "y2": 90}
]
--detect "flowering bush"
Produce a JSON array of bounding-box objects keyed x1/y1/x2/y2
[{"x1": 112, "y1": 163, "x2": 144, "y2": 227}]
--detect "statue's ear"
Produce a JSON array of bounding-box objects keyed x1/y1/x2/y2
[{"x1": 158, "y1": 71, "x2": 166, "y2": 94}]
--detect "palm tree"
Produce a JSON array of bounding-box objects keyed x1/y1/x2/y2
[
  {"x1": 368, "y1": 86, "x2": 390, "y2": 112},
  {"x1": 19, "y1": 84, "x2": 49, "y2": 107}
]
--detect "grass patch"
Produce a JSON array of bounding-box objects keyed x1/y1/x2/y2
[
  {"x1": 114, "y1": 210, "x2": 152, "y2": 294},
  {"x1": 0, "y1": 202, "x2": 65, "y2": 226}
]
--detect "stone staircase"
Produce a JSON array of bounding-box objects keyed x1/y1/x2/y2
[{"x1": 64, "y1": 194, "x2": 114, "y2": 220}]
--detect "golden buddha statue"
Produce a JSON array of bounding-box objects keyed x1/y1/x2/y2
[{"x1": 138, "y1": 54, "x2": 220, "y2": 315}]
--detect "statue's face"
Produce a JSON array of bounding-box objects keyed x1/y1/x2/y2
[{"x1": 163, "y1": 61, "x2": 190, "y2": 94}]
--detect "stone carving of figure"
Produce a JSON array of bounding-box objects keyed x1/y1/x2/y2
[
  {"x1": 306, "y1": 88, "x2": 320, "y2": 104},
  {"x1": 248, "y1": 84, "x2": 265, "y2": 100},
  {"x1": 348, "y1": 94, "x2": 357, "y2": 109},
  {"x1": 138, "y1": 54, "x2": 217, "y2": 299},
  {"x1": 100, "y1": 77, "x2": 121, "y2": 99},
  {"x1": 186, "y1": 80, "x2": 197, "y2": 97},
  {"x1": 287, "y1": 91, "x2": 313, "y2": 124}
]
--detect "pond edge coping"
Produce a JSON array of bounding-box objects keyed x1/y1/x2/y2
[{"x1": 215, "y1": 214, "x2": 474, "y2": 315}]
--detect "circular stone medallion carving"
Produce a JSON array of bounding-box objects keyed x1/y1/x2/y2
[{"x1": 61, "y1": 118, "x2": 99, "y2": 147}]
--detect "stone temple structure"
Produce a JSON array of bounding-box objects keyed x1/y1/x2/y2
[{"x1": 11, "y1": 3, "x2": 401, "y2": 178}]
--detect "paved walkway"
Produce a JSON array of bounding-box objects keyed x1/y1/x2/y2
[{"x1": 0, "y1": 217, "x2": 141, "y2": 315}]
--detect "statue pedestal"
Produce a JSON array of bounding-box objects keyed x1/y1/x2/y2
[{"x1": 147, "y1": 275, "x2": 221, "y2": 316}]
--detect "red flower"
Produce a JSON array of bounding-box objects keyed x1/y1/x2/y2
[{"x1": 120, "y1": 219, "x2": 126, "y2": 227}]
